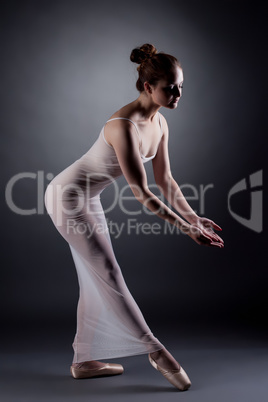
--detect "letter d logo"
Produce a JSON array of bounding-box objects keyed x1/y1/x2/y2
[{"x1": 228, "y1": 170, "x2": 263, "y2": 233}]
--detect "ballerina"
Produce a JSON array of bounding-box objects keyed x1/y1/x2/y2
[{"x1": 44, "y1": 43, "x2": 224, "y2": 391}]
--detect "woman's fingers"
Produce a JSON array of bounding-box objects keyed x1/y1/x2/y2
[
  {"x1": 209, "y1": 241, "x2": 224, "y2": 248},
  {"x1": 203, "y1": 228, "x2": 224, "y2": 244},
  {"x1": 203, "y1": 239, "x2": 224, "y2": 248},
  {"x1": 200, "y1": 232, "x2": 224, "y2": 248},
  {"x1": 200, "y1": 233, "x2": 213, "y2": 244},
  {"x1": 199, "y1": 217, "x2": 222, "y2": 232},
  {"x1": 198, "y1": 219, "x2": 223, "y2": 236},
  {"x1": 190, "y1": 224, "x2": 224, "y2": 248},
  {"x1": 210, "y1": 232, "x2": 224, "y2": 244},
  {"x1": 210, "y1": 220, "x2": 222, "y2": 231}
]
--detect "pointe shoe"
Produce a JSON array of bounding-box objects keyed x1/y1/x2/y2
[
  {"x1": 148, "y1": 353, "x2": 191, "y2": 391},
  {"x1": 70, "y1": 362, "x2": 124, "y2": 379}
]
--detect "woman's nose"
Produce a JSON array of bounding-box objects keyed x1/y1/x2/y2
[{"x1": 174, "y1": 86, "x2": 181, "y2": 97}]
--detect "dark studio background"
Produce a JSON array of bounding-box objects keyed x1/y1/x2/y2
[{"x1": 1, "y1": 0, "x2": 267, "y2": 401}]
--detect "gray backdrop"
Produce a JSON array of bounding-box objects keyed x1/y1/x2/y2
[{"x1": 1, "y1": 0, "x2": 266, "y2": 344}]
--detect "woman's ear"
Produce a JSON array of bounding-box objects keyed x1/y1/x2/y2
[{"x1": 144, "y1": 81, "x2": 153, "y2": 94}]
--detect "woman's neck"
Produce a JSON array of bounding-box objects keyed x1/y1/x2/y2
[{"x1": 133, "y1": 93, "x2": 161, "y2": 122}]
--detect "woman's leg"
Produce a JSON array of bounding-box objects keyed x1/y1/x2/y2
[{"x1": 45, "y1": 186, "x2": 164, "y2": 364}]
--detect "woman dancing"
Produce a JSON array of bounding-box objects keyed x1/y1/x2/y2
[{"x1": 44, "y1": 43, "x2": 224, "y2": 391}]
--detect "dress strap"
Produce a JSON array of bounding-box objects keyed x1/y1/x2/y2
[
  {"x1": 106, "y1": 112, "x2": 162, "y2": 135},
  {"x1": 158, "y1": 112, "x2": 162, "y2": 133}
]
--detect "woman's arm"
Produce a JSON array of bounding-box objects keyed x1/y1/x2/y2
[
  {"x1": 152, "y1": 115, "x2": 198, "y2": 224},
  {"x1": 106, "y1": 119, "x2": 190, "y2": 234},
  {"x1": 152, "y1": 114, "x2": 224, "y2": 247},
  {"x1": 105, "y1": 119, "x2": 222, "y2": 247}
]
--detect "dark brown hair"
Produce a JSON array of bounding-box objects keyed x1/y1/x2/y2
[{"x1": 130, "y1": 43, "x2": 181, "y2": 92}]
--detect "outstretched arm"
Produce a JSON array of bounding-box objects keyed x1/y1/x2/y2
[
  {"x1": 152, "y1": 114, "x2": 224, "y2": 247},
  {"x1": 105, "y1": 118, "x2": 222, "y2": 247},
  {"x1": 105, "y1": 118, "x2": 191, "y2": 234}
]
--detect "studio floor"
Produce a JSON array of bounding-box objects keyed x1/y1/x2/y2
[{"x1": 1, "y1": 324, "x2": 268, "y2": 402}]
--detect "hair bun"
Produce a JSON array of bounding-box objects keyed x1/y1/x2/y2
[{"x1": 130, "y1": 43, "x2": 157, "y2": 64}]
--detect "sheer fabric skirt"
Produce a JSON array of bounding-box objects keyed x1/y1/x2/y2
[{"x1": 44, "y1": 167, "x2": 164, "y2": 363}]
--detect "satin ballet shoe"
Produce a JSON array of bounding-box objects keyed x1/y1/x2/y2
[
  {"x1": 148, "y1": 353, "x2": 191, "y2": 391},
  {"x1": 70, "y1": 362, "x2": 124, "y2": 379}
]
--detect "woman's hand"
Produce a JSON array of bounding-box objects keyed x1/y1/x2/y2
[{"x1": 188, "y1": 217, "x2": 224, "y2": 248}]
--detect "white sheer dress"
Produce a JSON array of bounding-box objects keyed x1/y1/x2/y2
[{"x1": 44, "y1": 112, "x2": 165, "y2": 363}]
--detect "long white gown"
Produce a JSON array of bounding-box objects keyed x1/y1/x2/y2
[{"x1": 44, "y1": 112, "x2": 165, "y2": 363}]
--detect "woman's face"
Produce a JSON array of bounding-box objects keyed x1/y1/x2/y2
[{"x1": 150, "y1": 66, "x2": 184, "y2": 109}]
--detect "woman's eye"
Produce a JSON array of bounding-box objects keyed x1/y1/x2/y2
[{"x1": 166, "y1": 85, "x2": 183, "y2": 90}]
